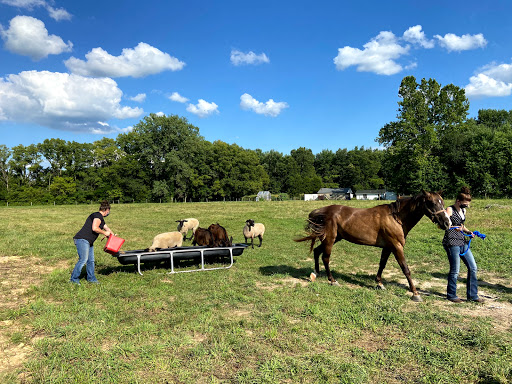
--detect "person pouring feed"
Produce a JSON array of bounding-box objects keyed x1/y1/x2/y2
[
  {"x1": 70, "y1": 200, "x2": 114, "y2": 284},
  {"x1": 442, "y1": 187, "x2": 484, "y2": 303}
]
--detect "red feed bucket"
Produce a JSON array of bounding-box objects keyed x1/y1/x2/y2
[{"x1": 104, "y1": 235, "x2": 125, "y2": 255}]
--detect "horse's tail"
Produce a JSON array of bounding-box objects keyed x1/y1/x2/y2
[{"x1": 294, "y1": 211, "x2": 328, "y2": 252}]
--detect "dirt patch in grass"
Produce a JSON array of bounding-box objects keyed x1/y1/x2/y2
[
  {"x1": 0, "y1": 255, "x2": 69, "y2": 376},
  {"x1": 255, "y1": 277, "x2": 309, "y2": 291}
]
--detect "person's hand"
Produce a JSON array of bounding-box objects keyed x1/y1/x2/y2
[{"x1": 105, "y1": 230, "x2": 112, "y2": 237}]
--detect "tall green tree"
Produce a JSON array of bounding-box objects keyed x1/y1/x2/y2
[
  {"x1": 117, "y1": 114, "x2": 203, "y2": 201},
  {"x1": 378, "y1": 76, "x2": 469, "y2": 194}
]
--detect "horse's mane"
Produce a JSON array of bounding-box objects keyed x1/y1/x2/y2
[{"x1": 388, "y1": 194, "x2": 424, "y2": 224}]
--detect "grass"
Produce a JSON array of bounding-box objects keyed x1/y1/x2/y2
[{"x1": 1, "y1": 199, "x2": 512, "y2": 383}]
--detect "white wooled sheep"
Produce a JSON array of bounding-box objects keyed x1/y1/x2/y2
[
  {"x1": 243, "y1": 219, "x2": 265, "y2": 249},
  {"x1": 148, "y1": 231, "x2": 183, "y2": 251},
  {"x1": 176, "y1": 218, "x2": 200, "y2": 240}
]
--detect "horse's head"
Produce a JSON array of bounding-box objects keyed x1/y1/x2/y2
[{"x1": 421, "y1": 190, "x2": 451, "y2": 230}]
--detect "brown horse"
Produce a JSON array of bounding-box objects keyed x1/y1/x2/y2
[{"x1": 295, "y1": 191, "x2": 451, "y2": 301}]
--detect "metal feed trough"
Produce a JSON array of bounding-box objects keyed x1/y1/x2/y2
[{"x1": 109, "y1": 244, "x2": 249, "y2": 275}]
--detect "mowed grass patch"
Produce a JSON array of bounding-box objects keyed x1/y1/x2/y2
[{"x1": 0, "y1": 200, "x2": 511, "y2": 383}]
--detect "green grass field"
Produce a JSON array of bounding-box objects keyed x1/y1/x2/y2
[{"x1": 1, "y1": 199, "x2": 511, "y2": 383}]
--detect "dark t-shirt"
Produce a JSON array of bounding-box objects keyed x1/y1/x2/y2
[{"x1": 74, "y1": 212, "x2": 105, "y2": 246}]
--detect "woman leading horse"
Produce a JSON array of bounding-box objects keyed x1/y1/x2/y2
[{"x1": 295, "y1": 191, "x2": 451, "y2": 301}]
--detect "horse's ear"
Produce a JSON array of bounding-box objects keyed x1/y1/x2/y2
[
  {"x1": 437, "y1": 190, "x2": 444, "y2": 197},
  {"x1": 421, "y1": 190, "x2": 429, "y2": 196}
]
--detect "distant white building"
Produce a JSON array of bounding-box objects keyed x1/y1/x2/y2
[
  {"x1": 354, "y1": 189, "x2": 396, "y2": 200},
  {"x1": 316, "y1": 188, "x2": 353, "y2": 200}
]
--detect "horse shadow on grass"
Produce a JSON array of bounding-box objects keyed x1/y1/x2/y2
[
  {"x1": 259, "y1": 265, "x2": 450, "y2": 298},
  {"x1": 259, "y1": 265, "x2": 378, "y2": 290}
]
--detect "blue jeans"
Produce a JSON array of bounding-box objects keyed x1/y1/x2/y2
[
  {"x1": 445, "y1": 244, "x2": 479, "y2": 301},
  {"x1": 70, "y1": 239, "x2": 98, "y2": 283}
]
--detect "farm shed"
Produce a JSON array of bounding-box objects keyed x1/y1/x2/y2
[{"x1": 256, "y1": 191, "x2": 271, "y2": 201}]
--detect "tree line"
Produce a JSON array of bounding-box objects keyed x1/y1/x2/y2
[{"x1": 1, "y1": 76, "x2": 512, "y2": 204}]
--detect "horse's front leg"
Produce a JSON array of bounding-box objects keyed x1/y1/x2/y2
[
  {"x1": 392, "y1": 246, "x2": 422, "y2": 302},
  {"x1": 376, "y1": 248, "x2": 391, "y2": 290}
]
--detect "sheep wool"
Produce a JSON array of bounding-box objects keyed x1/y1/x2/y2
[
  {"x1": 149, "y1": 231, "x2": 183, "y2": 251},
  {"x1": 176, "y1": 218, "x2": 200, "y2": 240},
  {"x1": 243, "y1": 219, "x2": 265, "y2": 248}
]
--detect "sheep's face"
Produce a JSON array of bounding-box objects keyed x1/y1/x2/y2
[
  {"x1": 246, "y1": 219, "x2": 255, "y2": 229},
  {"x1": 176, "y1": 220, "x2": 187, "y2": 231}
]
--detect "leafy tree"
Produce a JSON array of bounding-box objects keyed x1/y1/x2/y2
[
  {"x1": 117, "y1": 114, "x2": 203, "y2": 201},
  {"x1": 378, "y1": 76, "x2": 469, "y2": 194},
  {"x1": 0, "y1": 145, "x2": 11, "y2": 198},
  {"x1": 49, "y1": 176, "x2": 77, "y2": 204}
]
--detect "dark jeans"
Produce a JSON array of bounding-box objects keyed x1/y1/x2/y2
[{"x1": 444, "y1": 244, "x2": 479, "y2": 301}]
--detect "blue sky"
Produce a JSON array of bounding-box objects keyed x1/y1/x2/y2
[{"x1": 1, "y1": 0, "x2": 512, "y2": 155}]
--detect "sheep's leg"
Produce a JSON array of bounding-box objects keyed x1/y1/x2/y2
[
  {"x1": 251, "y1": 237, "x2": 254, "y2": 249},
  {"x1": 258, "y1": 235, "x2": 263, "y2": 247}
]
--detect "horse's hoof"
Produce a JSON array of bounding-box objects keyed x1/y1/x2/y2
[
  {"x1": 310, "y1": 272, "x2": 316, "y2": 282},
  {"x1": 329, "y1": 280, "x2": 340, "y2": 286},
  {"x1": 375, "y1": 284, "x2": 386, "y2": 290},
  {"x1": 411, "y1": 294, "x2": 423, "y2": 302}
]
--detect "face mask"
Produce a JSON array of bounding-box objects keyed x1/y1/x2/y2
[
  {"x1": 104, "y1": 211, "x2": 110, "y2": 217},
  {"x1": 460, "y1": 204, "x2": 468, "y2": 209}
]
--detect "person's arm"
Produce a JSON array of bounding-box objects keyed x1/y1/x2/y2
[
  {"x1": 103, "y1": 224, "x2": 114, "y2": 236},
  {"x1": 92, "y1": 218, "x2": 111, "y2": 237}
]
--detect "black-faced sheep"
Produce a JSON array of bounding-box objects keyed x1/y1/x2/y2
[
  {"x1": 176, "y1": 218, "x2": 200, "y2": 240},
  {"x1": 208, "y1": 223, "x2": 232, "y2": 247},
  {"x1": 192, "y1": 227, "x2": 214, "y2": 246},
  {"x1": 148, "y1": 231, "x2": 183, "y2": 252},
  {"x1": 243, "y1": 219, "x2": 265, "y2": 249}
]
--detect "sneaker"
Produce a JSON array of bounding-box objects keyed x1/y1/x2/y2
[
  {"x1": 69, "y1": 280, "x2": 81, "y2": 285},
  {"x1": 471, "y1": 298, "x2": 485, "y2": 303},
  {"x1": 87, "y1": 280, "x2": 100, "y2": 284},
  {"x1": 448, "y1": 297, "x2": 463, "y2": 303}
]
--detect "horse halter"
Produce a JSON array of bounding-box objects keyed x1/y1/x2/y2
[{"x1": 426, "y1": 208, "x2": 446, "y2": 223}]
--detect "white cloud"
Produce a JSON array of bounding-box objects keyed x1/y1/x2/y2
[
  {"x1": 464, "y1": 73, "x2": 512, "y2": 98},
  {"x1": 479, "y1": 60, "x2": 512, "y2": 83},
  {"x1": 129, "y1": 93, "x2": 146, "y2": 102},
  {"x1": 0, "y1": 0, "x2": 72, "y2": 21},
  {"x1": 0, "y1": 16, "x2": 73, "y2": 60},
  {"x1": 240, "y1": 93, "x2": 288, "y2": 117},
  {"x1": 403, "y1": 25, "x2": 434, "y2": 48},
  {"x1": 231, "y1": 49, "x2": 270, "y2": 66},
  {"x1": 334, "y1": 31, "x2": 410, "y2": 75},
  {"x1": 0, "y1": 70, "x2": 143, "y2": 133},
  {"x1": 186, "y1": 99, "x2": 219, "y2": 118},
  {"x1": 434, "y1": 33, "x2": 487, "y2": 52},
  {"x1": 65, "y1": 42, "x2": 185, "y2": 78},
  {"x1": 169, "y1": 91, "x2": 188, "y2": 103},
  {"x1": 47, "y1": 6, "x2": 72, "y2": 21},
  {"x1": 155, "y1": 112, "x2": 165, "y2": 117},
  {"x1": 0, "y1": 0, "x2": 45, "y2": 8}
]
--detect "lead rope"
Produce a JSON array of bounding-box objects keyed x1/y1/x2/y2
[{"x1": 449, "y1": 227, "x2": 486, "y2": 256}]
